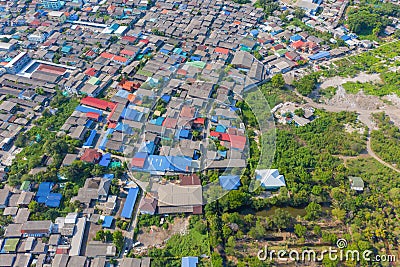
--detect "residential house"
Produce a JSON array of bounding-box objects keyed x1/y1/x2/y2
[
  {"x1": 255, "y1": 169, "x2": 286, "y2": 190},
  {"x1": 349, "y1": 176, "x2": 364, "y2": 191}
]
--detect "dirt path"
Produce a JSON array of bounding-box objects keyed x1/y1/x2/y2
[{"x1": 366, "y1": 130, "x2": 400, "y2": 174}]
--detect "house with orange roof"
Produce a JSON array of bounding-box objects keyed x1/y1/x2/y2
[
  {"x1": 117, "y1": 79, "x2": 141, "y2": 92},
  {"x1": 112, "y1": 55, "x2": 129, "y2": 65},
  {"x1": 100, "y1": 52, "x2": 114, "y2": 60},
  {"x1": 214, "y1": 47, "x2": 230, "y2": 55}
]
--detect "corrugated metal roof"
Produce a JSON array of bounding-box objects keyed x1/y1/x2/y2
[{"x1": 121, "y1": 187, "x2": 139, "y2": 219}]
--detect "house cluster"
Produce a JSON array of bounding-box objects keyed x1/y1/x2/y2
[
  {"x1": 0, "y1": 0, "x2": 393, "y2": 265},
  {"x1": 0, "y1": 0, "x2": 392, "y2": 173},
  {"x1": 0, "y1": 72, "x2": 56, "y2": 168},
  {"x1": 0, "y1": 181, "x2": 115, "y2": 267},
  {"x1": 0, "y1": 175, "x2": 151, "y2": 266}
]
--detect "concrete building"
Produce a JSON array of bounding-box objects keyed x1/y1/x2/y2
[
  {"x1": 47, "y1": 11, "x2": 67, "y2": 23},
  {"x1": 4, "y1": 52, "x2": 31, "y2": 74},
  {"x1": 42, "y1": 0, "x2": 64, "y2": 10}
]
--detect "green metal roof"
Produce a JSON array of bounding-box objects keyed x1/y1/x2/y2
[
  {"x1": 20, "y1": 181, "x2": 30, "y2": 191},
  {"x1": 87, "y1": 77, "x2": 100, "y2": 85},
  {"x1": 4, "y1": 238, "x2": 19, "y2": 252},
  {"x1": 349, "y1": 176, "x2": 364, "y2": 188},
  {"x1": 186, "y1": 61, "x2": 206, "y2": 69}
]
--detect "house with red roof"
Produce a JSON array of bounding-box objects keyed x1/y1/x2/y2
[
  {"x1": 272, "y1": 44, "x2": 285, "y2": 51},
  {"x1": 85, "y1": 50, "x2": 97, "y2": 59},
  {"x1": 228, "y1": 135, "x2": 246, "y2": 150},
  {"x1": 179, "y1": 174, "x2": 201, "y2": 186},
  {"x1": 122, "y1": 36, "x2": 137, "y2": 43},
  {"x1": 291, "y1": 40, "x2": 306, "y2": 50},
  {"x1": 209, "y1": 131, "x2": 247, "y2": 150},
  {"x1": 84, "y1": 68, "x2": 97, "y2": 77},
  {"x1": 139, "y1": 39, "x2": 149, "y2": 45},
  {"x1": 193, "y1": 118, "x2": 205, "y2": 125},
  {"x1": 107, "y1": 5, "x2": 116, "y2": 13},
  {"x1": 80, "y1": 148, "x2": 102, "y2": 164},
  {"x1": 117, "y1": 79, "x2": 140, "y2": 92},
  {"x1": 100, "y1": 52, "x2": 114, "y2": 60},
  {"x1": 163, "y1": 117, "x2": 178, "y2": 129},
  {"x1": 86, "y1": 112, "x2": 100, "y2": 121},
  {"x1": 120, "y1": 49, "x2": 136, "y2": 57},
  {"x1": 285, "y1": 51, "x2": 301, "y2": 61},
  {"x1": 81, "y1": 97, "x2": 116, "y2": 111},
  {"x1": 112, "y1": 55, "x2": 129, "y2": 65},
  {"x1": 214, "y1": 47, "x2": 230, "y2": 55}
]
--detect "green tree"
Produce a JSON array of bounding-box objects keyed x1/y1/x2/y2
[
  {"x1": 313, "y1": 225, "x2": 322, "y2": 237},
  {"x1": 331, "y1": 208, "x2": 346, "y2": 222},
  {"x1": 294, "y1": 224, "x2": 307, "y2": 237},
  {"x1": 95, "y1": 230, "x2": 105, "y2": 242},
  {"x1": 113, "y1": 230, "x2": 124, "y2": 252},
  {"x1": 248, "y1": 220, "x2": 267, "y2": 239},
  {"x1": 294, "y1": 74, "x2": 318, "y2": 96},
  {"x1": 271, "y1": 73, "x2": 285, "y2": 90},
  {"x1": 304, "y1": 202, "x2": 322, "y2": 221},
  {"x1": 28, "y1": 201, "x2": 39, "y2": 213},
  {"x1": 272, "y1": 209, "x2": 294, "y2": 231},
  {"x1": 294, "y1": 108, "x2": 305, "y2": 117}
]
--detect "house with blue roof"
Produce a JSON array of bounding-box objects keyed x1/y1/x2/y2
[
  {"x1": 139, "y1": 141, "x2": 156, "y2": 154},
  {"x1": 169, "y1": 156, "x2": 192, "y2": 172},
  {"x1": 75, "y1": 105, "x2": 103, "y2": 116},
  {"x1": 121, "y1": 187, "x2": 139, "y2": 219},
  {"x1": 122, "y1": 107, "x2": 143, "y2": 122},
  {"x1": 61, "y1": 45, "x2": 72, "y2": 54},
  {"x1": 145, "y1": 155, "x2": 171, "y2": 173},
  {"x1": 250, "y1": 29, "x2": 259, "y2": 37},
  {"x1": 101, "y1": 216, "x2": 114, "y2": 228},
  {"x1": 161, "y1": 95, "x2": 171, "y2": 103},
  {"x1": 115, "y1": 89, "x2": 130, "y2": 99},
  {"x1": 36, "y1": 182, "x2": 62, "y2": 207},
  {"x1": 215, "y1": 125, "x2": 226, "y2": 133},
  {"x1": 255, "y1": 169, "x2": 286, "y2": 190},
  {"x1": 110, "y1": 23, "x2": 120, "y2": 32},
  {"x1": 182, "y1": 257, "x2": 198, "y2": 267},
  {"x1": 114, "y1": 123, "x2": 133, "y2": 135},
  {"x1": 149, "y1": 117, "x2": 164, "y2": 126},
  {"x1": 99, "y1": 153, "x2": 112, "y2": 167},
  {"x1": 290, "y1": 34, "x2": 302, "y2": 42},
  {"x1": 103, "y1": 174, "x2": 114, "y2": 179},
  {"x1": 68, "y1": 14, "x2": 78, "y2": 21},
  {"x1": 83, "y1": 129, "x2": 97, "y2": 148},
  {"x1": 179, "y1": 129, "x2": 190, "y2": 139},
  {"x1": 99, "y1": 128, "x2": 113, "y2": 150},
  {"x1": 219, "y1": 175, "x2": 241, "y2": 190},
  {"x1": 309, "y1": 51, "x2": 330, "y2": 61},
  {"x1": 341, "y1": 35, "x2": 351, "y2": 41},
  {"x1": 191, "y1": 55, "x2": 202, "y2": 61}
]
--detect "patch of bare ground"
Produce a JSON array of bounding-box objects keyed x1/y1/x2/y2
[
  {"x1": 383, "y1": 93, "x2": 400, "y2": 108},
  {"x1": 137, "y1": 217, "x2": 190, "y2": 249},
  {"x1": 319, "y1": 72, "x2": 382, "y2": 89},
  {"x1": 326, "y1": 86, "x2": 385, "y2": 111}
]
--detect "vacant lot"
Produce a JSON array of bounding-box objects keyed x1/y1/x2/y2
[{"x1": 137, "y1": 217, "x2": 190, "y2": 249}]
